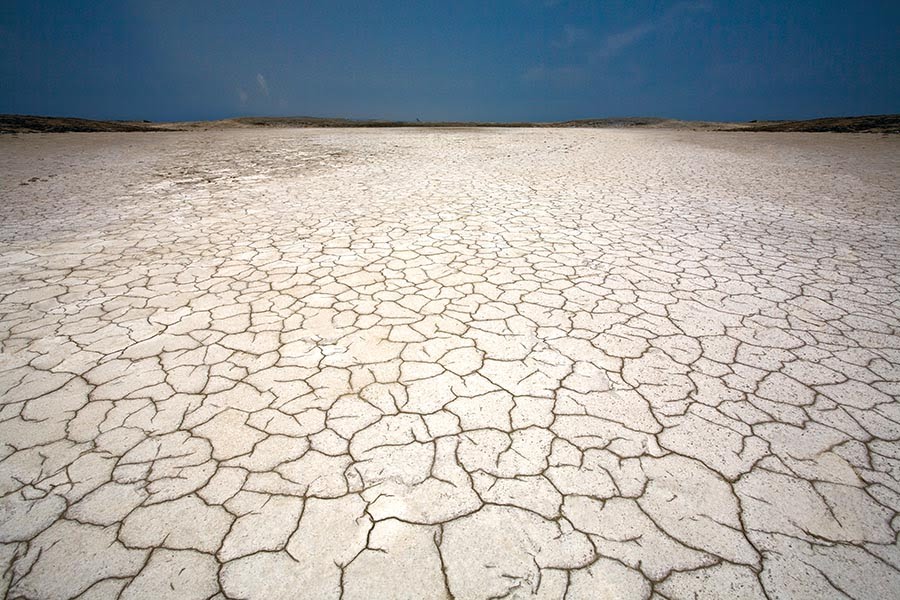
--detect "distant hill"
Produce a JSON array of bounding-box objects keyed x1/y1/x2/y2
[
  {"x1": 740, "y1": 114, "x2": 900, "y2": 133},
  {"x1": 2, "y1": 113, "x2": 898, "y2": 134},
  {"x1": 0, "y1": 114, "x2": 163, "y2": 133},
  {"x1": 190, "y1": 116, "x2": 549, "y2": 129}
]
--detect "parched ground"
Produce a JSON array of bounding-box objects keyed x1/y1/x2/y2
[{"x1": 0, "y1": 128, "x2": 899, "y2": 599}]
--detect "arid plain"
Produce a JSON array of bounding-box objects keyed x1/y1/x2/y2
[{"x1": 1, "y1": 128, "x2": 899, "y2": 599}]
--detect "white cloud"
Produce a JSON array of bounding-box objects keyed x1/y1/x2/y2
[
  {"x1": 523, "y1": 1, "x2": 709, "y2": 87},
  {"x1": 257, "y1": 73, "x2": 269, "y2": 97},
  {"x1": 237, "y1": 88, "x2": 248, "y2": 106},
  {"x1": 590, "y1": 22, "x2": 656, "y2": 61},
  {"x1": 589, "y1": 1, "x2": 709, "y2": 62}
]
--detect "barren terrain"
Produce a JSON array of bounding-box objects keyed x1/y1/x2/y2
[
  {"x1": 1, "y1": 128, "x2": 899, "y2": 599},
  {"x1": 4, "y1": 113, "x2": 899, "y2": 133}
]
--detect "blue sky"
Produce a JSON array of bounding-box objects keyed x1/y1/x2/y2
[{"x1": 1, "y1": 1, "x2": 898, "y2": 122}]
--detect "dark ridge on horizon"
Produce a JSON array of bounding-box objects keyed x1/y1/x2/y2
[
  {"x1": 2, "y1": 113, "x2": 898, "y2": 135},
  {"x1": 740, "y1": 114, "x2": 900, "y2": 133}
]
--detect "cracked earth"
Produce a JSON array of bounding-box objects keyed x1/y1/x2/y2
[{"x1": 0, "y1": 128, "x2": 899, "y2": 599}]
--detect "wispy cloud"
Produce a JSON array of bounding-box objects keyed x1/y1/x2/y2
[
  {"x1": 256, "y1": 73, "x2": 269, "y2": 97},
  {"x1": 590, "y1": 22, "x2": 656, "y2": 61},
  {"x1": 237, "y1": 88, "x2": 248, "y2": 106},
  {"x1": 591, "y1": 1, "x2": 708, "y2": 62},
  {"x1": 523, "y1": 0, "x2": 709, "y2": 84},
  {"x1": 591, "y1": 0, "x2": 709, "y2": 60}
]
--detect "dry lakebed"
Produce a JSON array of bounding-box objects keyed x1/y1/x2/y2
[{"x1": 1, "y1": 128, "x2": 899, "y2": 599}]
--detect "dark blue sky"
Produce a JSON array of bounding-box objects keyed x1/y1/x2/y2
[{"x1": 2, "y1": 1, "x2": 898, "y2": 122}]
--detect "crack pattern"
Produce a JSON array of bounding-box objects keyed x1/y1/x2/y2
[{"x1": 1, "y1": 128, "x2": 899, "y2": 599}]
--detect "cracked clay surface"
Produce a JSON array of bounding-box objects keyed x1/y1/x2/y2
[{"x1": 1, "y1": 128, "x2": 899, "y2": 599}]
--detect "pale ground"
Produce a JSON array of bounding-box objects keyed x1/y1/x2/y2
[{"x1": 0, "y1": 128, "x2": 899, "y2": 599}]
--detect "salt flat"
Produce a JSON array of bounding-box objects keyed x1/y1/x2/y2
[{"x1": 1, "y1": 128, "x2": 899, "y2": 599}]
